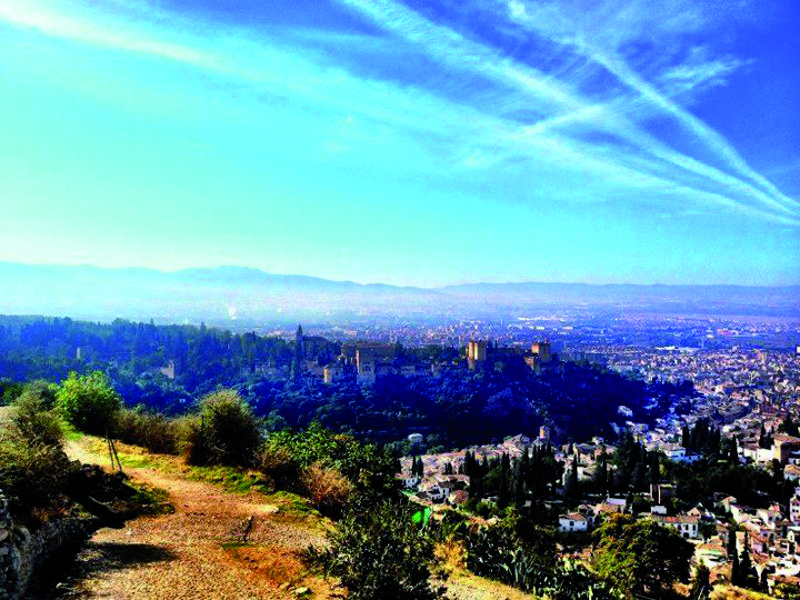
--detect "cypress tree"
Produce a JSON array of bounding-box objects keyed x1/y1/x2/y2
[
  {"x1": 729, "y1": 529, "x2": 740, "y2": 586},
  {"x1": 498, "y1": 453, "x2": 511, "y2": 508},
  {"x1": 739, "y1": 537, "x2": 758, "y2": 589},
  {"x1": 758, "y1": 425, "x2": 768, "y2": 449},
  {"x1": 565, "y1": 457, "x2": 579, "y2": 505},
  {"x1": 691, "y1": 563, "x2": 712, "y2": 599},
  {"x1": 290, "y1": 324, "x2": 304, "y2": 383},
  {"x1": 595, "y1": 451, "x2": 608, "y2": 495}
]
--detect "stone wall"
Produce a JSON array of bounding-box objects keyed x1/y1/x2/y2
[{"x1": 0, "y1": 493, "x2": 98, "y2": 600}]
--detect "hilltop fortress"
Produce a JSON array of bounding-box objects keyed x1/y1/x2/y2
[{"x1": 317, "y1": 337, "x2": 557, "y2": 386}]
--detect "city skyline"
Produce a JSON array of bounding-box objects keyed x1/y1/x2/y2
[{"x1": 1, "y1": 0, "x2": 798, "y2": 287}]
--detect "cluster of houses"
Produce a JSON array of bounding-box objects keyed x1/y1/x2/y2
[
  {"x1": 397, "y1": 425, "x2": 800, "y2": 592},
  {"x1": 401, "y1": 472, "x2": 471, "y2": 506},
  {"x1": 718, "y1": 490, "x2": 800, "y2": 591},
  {"x1": 396, "y1": 432, "x2": 554, "y2": 508},
  {"x1": 557, "y1": 488, "x2": 707, "y2": 540},
  {"x1": 737, "y1": 432, "x2": 800, "y2": 481},
  {"x1": 558, "y1": 488, "x2": 800, "y2": 591}
]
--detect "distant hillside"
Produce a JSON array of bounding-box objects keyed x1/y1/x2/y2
[
  {"x1": 0, "y1": 262, "x2": 444, "y2": 324},
  {"x1": 0, "y1": 262, "x2": 797, "y2": 323}
]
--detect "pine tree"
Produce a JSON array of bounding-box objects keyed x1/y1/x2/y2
[
  {"x1": 709, "y1": 427, "x2": 721, "y2": 457},
  {"x1": 649, "y1": 452, "x2": 661, "y2": 484},
  {"x1": 725, "y1": 437, "x2": 738, "y2": 462},
  {"x1": 631, "y1": 460, "x2": 648, "y2": 492},
  {"x1": 464, "y1": 451, "x2": 475, "y2": 477},
  {"x1": 779, "y1": 413, "x2": 799, "y2": 436}
]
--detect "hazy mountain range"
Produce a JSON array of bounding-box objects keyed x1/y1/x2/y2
[{"x1": 1, "y1": 262, "x2": 797, "y2": 325}]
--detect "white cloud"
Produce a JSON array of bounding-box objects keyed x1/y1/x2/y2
[
  {"x1": 488, "y1": 0, "x2": 798, "y2": 217},
  {"x1": 334, "y1": 0, "x2": 798, "y2": 222},
  {"x1": 1, "y1": 0, "x2": 796, "y2": 225}
]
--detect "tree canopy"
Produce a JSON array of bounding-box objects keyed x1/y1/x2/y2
[{"x1": 593, "y1": 513, "x2": 693, "y2": 597}]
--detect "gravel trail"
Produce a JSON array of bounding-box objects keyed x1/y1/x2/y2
[{"x1": 56, "y1": 439, "x2": 331, "y2": 600}]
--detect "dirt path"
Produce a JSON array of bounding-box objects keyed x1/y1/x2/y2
[
  {"x1": 51, "y1": 437, "x2": 534, "y2": 600},
  {"x1": 58, "y1": 439, "x2": 333, "y2": 600}
]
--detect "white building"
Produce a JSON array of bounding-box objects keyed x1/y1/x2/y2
[
  {"x1": 653, "y1": 515, "x2": 700, "y2": 539},
  {"x1": 559, "y1": 513, "x2": 589, "y2": 532},
  {"x1": 790, "y1": 497, "x2": 800, "y2": 524},
  {"x1": 401, "y1": 475, "x2": 419, "y2": 489},
  {"x1": 662, "y1": 443, "x2": 686, "y2": 460}
]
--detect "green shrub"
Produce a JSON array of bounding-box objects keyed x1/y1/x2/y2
[
  {"x1": 181, "y1": 415, "x2": 205, "y2": 465},
  {"x1": 114, "y1": 408, "x2": 179, "y2": 454},
  {"x1": 56, "y1": 371, "x2": 121, "y2": 435},
  {"x1": 0, "y1": 393, "x2": 71, "y2": 515},
  {"x1": 184, "y1": 390, "x2": 261, "y2": 467},
  {"x1": 466, "y1": 521, "x2": 543, "y2": 586},
  {"x1": 259, "y1": 423, "x2": 399, "y2": 498},
  {"x1": 308, "y1": 500, "x2": 445, "y2": 600},
  {"x1": 464, "y1": 518, "x2": 618, "y2": 599},
  {"x1": 256, "y1": 443, "x2": 300, "y2": 488},
  {"x1": 11, "y1": 389, "x2": 64, "y2": 448},
  {"x1": 21, "y1": 380, "x2": 60, "y2": 410},
  {"x1": 0, "y1": 435, "x2": 70, "y2": 514},
  {"x1": 0, "y1": 378, "x2": 24, "y2": 406},
  {"x1": 592, "y1": 513, "x2": 693, "y2": 597}
]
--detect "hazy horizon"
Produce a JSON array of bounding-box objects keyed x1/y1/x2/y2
[
  {"x1": 1, "y1": 0, "x2": 799, "y2": 288},
  {"x1": 4, "y1": 259, "x2": 800, "y2": 289},
  {"x1": 2, "y1": 261, "x2": 798, "y2": 326}
]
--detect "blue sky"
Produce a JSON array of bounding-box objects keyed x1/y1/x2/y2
[{"x1": 0, "y1": 0, "x2": 798, "y2": 286}]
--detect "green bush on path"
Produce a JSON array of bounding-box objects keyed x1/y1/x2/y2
[{"x1": 56, "y1": 371, "x2": 121, "y2": 435}]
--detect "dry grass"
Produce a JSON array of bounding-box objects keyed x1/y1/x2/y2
[
  {"x1": 433, "y1": 538, "x2": 543, "y2": 600},
  {"x1": 435, "y1": 538, "x2": 467, "y2": 574},
  {"x1": 711, "y1": 585, "x2": 776, "y2": 600},
  {"x1": 301, "y1": 462, "x2": 354, "y2": 516},
  {"x1": 445, "y1": 569, "x2": 543, "y2": 600},
  {"x1": 114, "y1": 409, "x2": 180, "y2": 454}
]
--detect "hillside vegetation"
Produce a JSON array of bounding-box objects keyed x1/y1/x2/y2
[{"x1": 0, "y1": 315, "x2": 696, "y2": 448}]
